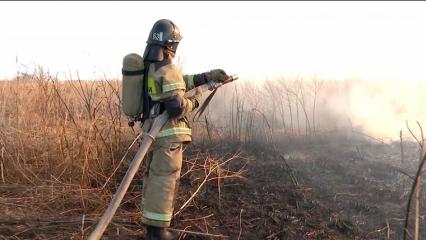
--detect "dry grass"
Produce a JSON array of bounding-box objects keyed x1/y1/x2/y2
[
  {"x1": 0, "y1": 69, "x2": 249, "y2": 238},
  {"x1": 0, "y1": 69, "x2": 130, "y2": 187},
  {"x1": 2, "y1": 68, "x2": 424, "y2": 239}
]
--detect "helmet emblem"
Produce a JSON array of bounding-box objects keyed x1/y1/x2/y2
[{"x1": 152, "y1": 32, "x2": 163, "y2": 41}]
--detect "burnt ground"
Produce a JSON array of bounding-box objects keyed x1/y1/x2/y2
[
  {"x1": 172, "y1": 144, "x2": 361, "y2": 240},
  {"x1": 264, "y1": 134, "x2": 423, "y2": 240},
  {"x1": 0, "y1": 135, "x2": 423, "y2": 239}
]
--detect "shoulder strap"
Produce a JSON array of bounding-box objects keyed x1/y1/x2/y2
[{"x1": 141, "y1": 62, "x2": 151, "y2": 122}]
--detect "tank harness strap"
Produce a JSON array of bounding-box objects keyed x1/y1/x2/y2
[{"x1": 122, "y1": 69, "x2": 144, "y2": 76}]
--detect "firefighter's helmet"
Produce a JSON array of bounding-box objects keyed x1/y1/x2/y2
[
  {"x1": 147, "y1": 19, "x2": 182, "y2": 50},
  {"x1": 143, "y1": 19, "x2": 182, "y2": 61}
]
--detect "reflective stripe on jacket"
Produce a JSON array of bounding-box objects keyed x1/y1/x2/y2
[{"x1": 147, "y1": 62, "x2": 196, "y2": 141}]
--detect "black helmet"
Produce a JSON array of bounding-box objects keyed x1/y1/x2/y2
[
  {"x1": 147, "y1": 19, "x2": 182, "y2": 50},
  {"x1": 143, "y1": 19, "x2": 182, "y2": 62}
]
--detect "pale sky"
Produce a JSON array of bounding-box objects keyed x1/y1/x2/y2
[{"x1": 1, "y1": 1, "x2": 426, "y2": 82}]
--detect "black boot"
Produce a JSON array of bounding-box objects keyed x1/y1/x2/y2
[{"x1": 145, "y1": 226, "x2": 178, "y2": 240}]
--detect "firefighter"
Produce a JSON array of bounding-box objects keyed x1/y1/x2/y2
[{"x1": 140, "y1": 19, "x2": 229, "y2": 240}]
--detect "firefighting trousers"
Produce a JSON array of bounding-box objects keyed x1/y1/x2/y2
[{"x1": 141, "y1": 141, "x2": 183, "y2": 227}]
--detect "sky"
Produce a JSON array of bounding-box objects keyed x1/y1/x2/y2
[{"x1": 1, "y1": 1, "x2": 426, "y2": 82}]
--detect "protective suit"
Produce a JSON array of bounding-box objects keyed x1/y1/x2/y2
[
  {"x1": 140, "y1": 19, "x2": 228, "y2": 240},
  {"x1": 141, "y1": 61, "x2": 197, "y2": 228}
]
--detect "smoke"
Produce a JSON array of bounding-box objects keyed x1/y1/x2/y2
[
  {"x1": 345, "y1": 79, "x2": 426, "y2": 139},
  {"x1": 204, "y1": 77, "x2": 426, "y2": 141},
  {"x1": 302, "y1": 78, "x2": 426, "y2": 140}
]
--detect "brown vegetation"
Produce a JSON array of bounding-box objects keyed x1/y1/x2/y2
[{"x1": 1, "y1": 70, "x2": 426, "y2": 239}]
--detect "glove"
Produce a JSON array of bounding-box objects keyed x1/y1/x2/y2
[{"x1": 205, "y1": 69, "x2": 228, "y2": 83}]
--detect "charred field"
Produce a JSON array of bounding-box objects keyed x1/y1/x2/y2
[
  {"x1": 1, "y1": 136, "x2": 422, "y2": 239},
  {"x1": 0, "y1": 72, "x2": 425, "y2": 239}
]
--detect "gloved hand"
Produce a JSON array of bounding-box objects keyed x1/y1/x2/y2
[{"x1": 205, "y1": 69, "x2": 228, "y2": 83}]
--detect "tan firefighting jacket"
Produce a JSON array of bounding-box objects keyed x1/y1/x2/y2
[{"x1": 144, "y1": 61, "x2": 198, "y2": 142}]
